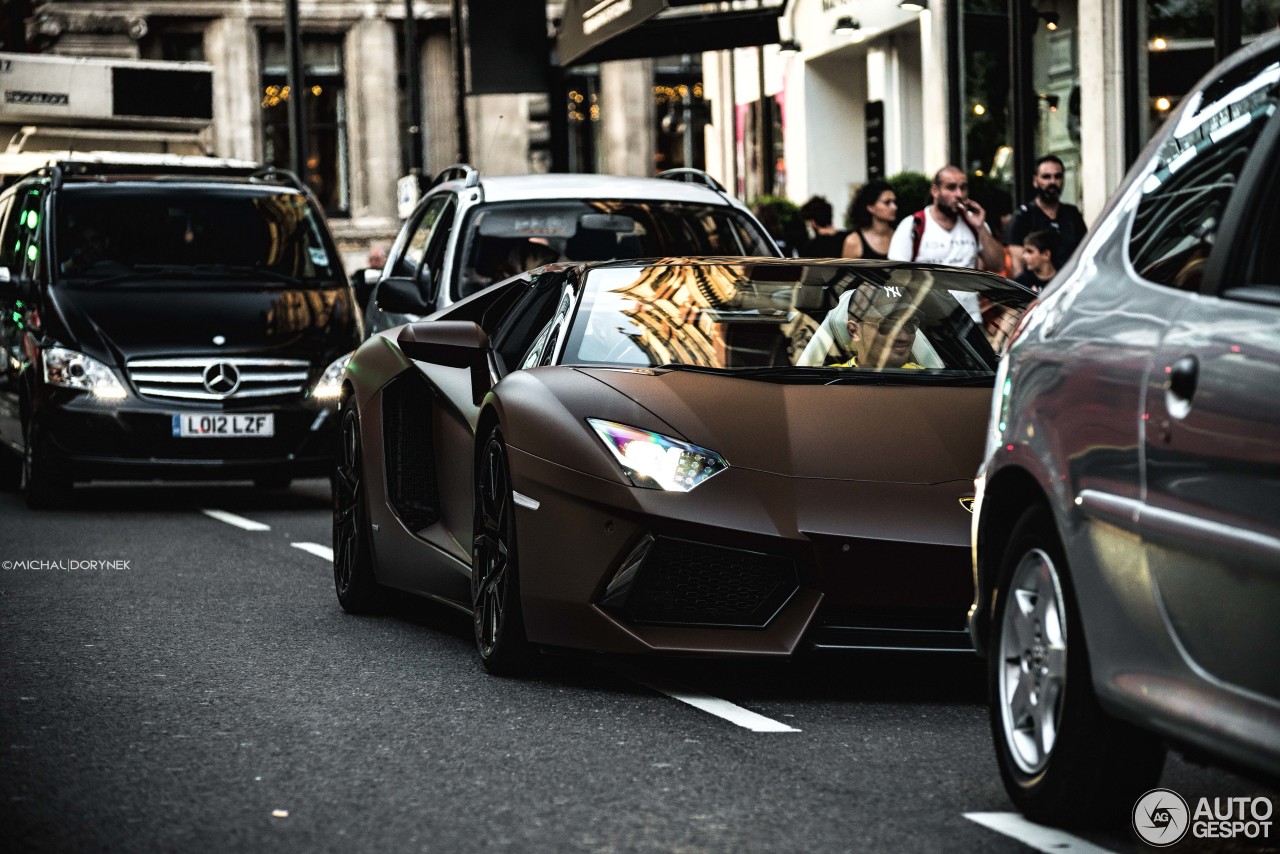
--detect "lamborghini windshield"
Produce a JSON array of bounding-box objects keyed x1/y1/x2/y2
[{"x1": 560, "y1": 261, "x2": 1033, "y2": 377}]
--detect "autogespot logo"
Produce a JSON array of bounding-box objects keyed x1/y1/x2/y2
[{"x1": 1134, "y1": 788, "x2": 1190, "y2": 847}]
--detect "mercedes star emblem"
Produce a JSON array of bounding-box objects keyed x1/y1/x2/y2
[{"x1": 203, "y1": 362, "x2": 241, "y2": 395}]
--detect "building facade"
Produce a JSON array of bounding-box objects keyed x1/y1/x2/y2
[{"x1": 706, "y1": 0, "x2": 1279, "y2": 226}]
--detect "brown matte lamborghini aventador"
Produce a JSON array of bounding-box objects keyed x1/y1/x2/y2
[{"x1": 333, "y1": 257, "x2": 1035, "y2": 673}]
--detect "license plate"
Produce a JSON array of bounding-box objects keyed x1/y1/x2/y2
[{"x1": 172, "y1": 413, "x2": 274, "y2": 437}]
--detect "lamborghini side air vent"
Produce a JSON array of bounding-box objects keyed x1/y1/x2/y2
[{"x1": 381, "y1": 373, "x2": 441, "y2": 532}]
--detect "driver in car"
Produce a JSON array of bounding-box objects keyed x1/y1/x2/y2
[{"x1": 832, "y1": 283, "x2": 926, "y2": 370}]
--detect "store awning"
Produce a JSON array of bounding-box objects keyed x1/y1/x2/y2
[{"x1": 557, "y1": 0, "x2": 784, "y2": 67}]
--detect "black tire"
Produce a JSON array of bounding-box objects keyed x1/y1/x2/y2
[
  {"x1": 988, "y1": 506, "x2": 1165, "y2": 828},
  {"x1": 254, "y1": 476, "x2": 293, "y2": 491},
  {"x1": 471, "y1": 426, "x2": 533, "y2": 676},
  {"x1": 24, "y1": 418, "x2": 71, "y2": 510},
  {"x1": 0, "y1": 447, "x2": 21, "y2": 491},
  {"x1": 332, "y1": 404, "x2": 384, "y2": 613}
]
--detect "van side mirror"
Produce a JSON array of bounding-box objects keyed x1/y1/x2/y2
[
  {"x1": 351, "y1": 268, "x2": 380, "y2": 310},
  {"x1": 397, "y1": 320, "x2": 492, "y2": 405},
  {"x1": 375, "y1": 273, "x2": 433, "y2": 316}
]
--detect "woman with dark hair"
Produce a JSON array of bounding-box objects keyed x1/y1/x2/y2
[{"x1": 841, "y1": 179, "x2": 897, "y2": 261}]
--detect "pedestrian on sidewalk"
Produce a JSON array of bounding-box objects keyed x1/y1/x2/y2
[
  {"x1": 798, "y1": 196, "x2": 849, "y2": 257},
  {"x1": 841, "y1": 179, "x2": 897, "y2": 261},
  {"x1": 887, "y1": 165, "x2": 1004, "y2": 271},
  {"x1": 1012, "y1": 229, "x2": 1060, "y2": 293},
  {"x1": 1004, "y1": 154, "x2": 1087, "y2": 277}
]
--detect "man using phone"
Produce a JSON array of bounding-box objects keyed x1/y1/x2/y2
[{"x1": 888, "y1": 165, "x2": 1004, "y2": 272}]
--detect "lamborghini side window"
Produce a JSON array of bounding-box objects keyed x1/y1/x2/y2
[
  {"x1": 491, "y1": 278, "x2": 564, "y2": 369},
  {"x1": 519, "y1": 287, "x2": 575, "y2": 369}
]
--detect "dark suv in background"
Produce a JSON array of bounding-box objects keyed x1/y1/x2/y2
[{"x1": 0, "y1": 159, "x2": 362, "y2": 507}]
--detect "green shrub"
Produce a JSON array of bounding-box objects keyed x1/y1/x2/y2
[{"x1": 885, "y1": 171, "x2": 931, "y2": 222}]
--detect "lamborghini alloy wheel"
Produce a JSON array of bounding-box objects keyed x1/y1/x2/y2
[
  {"x1": 472, "y1": 426, "x2": 532, "y2": 675},
  {"x1": 333, "y1": 404, "x2": 383, "y2": 613}
]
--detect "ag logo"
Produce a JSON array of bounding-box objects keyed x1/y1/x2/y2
[{"x1": 1134, "y1": 788, "x2": 1190, "y2": 846}]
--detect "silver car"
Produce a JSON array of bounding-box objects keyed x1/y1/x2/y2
[
  {"x1": 363, "y1": 166, "x2": 780, "y2": 335},
  {"x1": 969, "y1": 32, "x2": 1280, "y2": 827}
]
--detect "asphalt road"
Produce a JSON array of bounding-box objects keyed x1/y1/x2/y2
[{"x1": 1, "y1": 480, "x2": 1275, "y2": 853}]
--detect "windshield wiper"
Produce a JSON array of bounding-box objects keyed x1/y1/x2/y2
[
  {"x1": 653, "y1": 364, "x2": 844, "y2": 381},
  {"x1": 653, "y1": 363, "x2": 995, "y2": 386},
  {"x1": 189, "y1": 264, "x2": 307, "y2": 285},
  {"x1": 70, "y1": 263, "x2": 311, "y2": 287}
]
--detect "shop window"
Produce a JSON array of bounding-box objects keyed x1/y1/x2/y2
[
  {"x1": 653, "y1": 58, "x2": 708, "y2": 174},
  {"x1": 1146, "y1": 0, "x2": 1280, "y2": 144},
  {"x1": 962, "y1": 1, "x2": 1013, "y2": 198},
  {"x1": 565, "y1": 69, "x2": 603, "y2": 174},
  {"x1": 260, "y1": 35, "x2": 350, "y2": 217}
]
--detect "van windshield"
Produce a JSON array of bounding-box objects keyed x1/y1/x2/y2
[
  {"x1": 453, "y1": 199, "x2": 778, "y2": 299},
  {"x1": 55, "y1": 186, "x2": 337, "y2": 282}
]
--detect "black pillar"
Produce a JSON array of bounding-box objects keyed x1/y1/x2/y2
[
  {"x1": 547, "y1": 58, "x2": 570, "y2": 173},
  {"x1": 1122, "y1": 0, "x2": 1141, "y2": 167},
  {"x1": 452, "y1": 0, "x2": 471, "y2": 163},
  {"x1": 1215, "y1": 0, "x2": 1242, "y2": 63},
  {"x1": 1009, "y1": 0, "x2": 1036, "y2": 209},
  {"x1": 757, "y1": 44, "x2": 774, "y2": 196},
  {"x1": 283, "y1": 0, "x2": 309, "y2": 185},
  {"x1": 946, "y1": 0, "x2": 963, "y2": 167},
  {"x1": 404, "y1": 0, "x2": 424, "y2": 179}
]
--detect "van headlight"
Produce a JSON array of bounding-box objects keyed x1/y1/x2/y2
[
  {"x1": 43, "y1": 346, "x2": 127, "y2": 400},
  {"x1": 588, "y1": 419, "x2": 728, "y2": 492},
  {"x1": 312, "y1": 351, "x2": 353, "y2": 400}
]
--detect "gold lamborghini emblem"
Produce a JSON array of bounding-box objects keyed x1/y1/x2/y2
[{"x1": 959, "y1": 497, "x2": 976, "y2": 513}]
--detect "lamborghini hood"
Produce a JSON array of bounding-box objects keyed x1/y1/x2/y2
[{"x1": 577, "y1": 367, "x2": 991, "y2": 485}]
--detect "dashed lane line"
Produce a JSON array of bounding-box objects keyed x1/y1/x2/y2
[
  {"x1": 286, "y1": 541, "x2": 798, "y2": 733},
  {"x1": 965, "y1": 812, "x2": 1118, "y2": 853},
  {"x1": 639, "y1": 681, "x2": 801, "y2": 732},
  {"x1": 292, "y1": 542, "x2": 334, "y2": 561},
  {"x1": 201, "y1": 509, "x2": 271, "y2": 531}
]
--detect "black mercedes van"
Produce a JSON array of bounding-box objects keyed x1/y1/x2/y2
[{"x1": 0, "y1": 160, "x2": 362, "y2": 507}]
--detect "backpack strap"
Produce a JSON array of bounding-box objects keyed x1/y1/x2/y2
[{"x1": 911, "y1": 209, "x2": 927, "y2": 262}]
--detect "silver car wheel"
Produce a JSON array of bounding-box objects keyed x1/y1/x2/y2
[{"x1": 997, "y1": 547, "x2": 1068, "y2": 776}]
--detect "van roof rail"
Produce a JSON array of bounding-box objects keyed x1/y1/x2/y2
[
  {"x1": 655, "y1": 168, "x2": 726, "y2": 193},
  {"x1": 20, "y1": 156, "x2": 275, "y2": 190},
  {"x1": 431, "y1": 163, "x2": 480, "y2": 189}
]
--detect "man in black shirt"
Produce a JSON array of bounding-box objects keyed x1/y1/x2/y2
[
  {"x1": 798, "y1": 196, "x2": 849, "y2": 258},
  {"x1": 1005, "y1": 155, "x2": 1087, "y2": 277}
]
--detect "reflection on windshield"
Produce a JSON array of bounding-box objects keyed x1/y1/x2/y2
[
  {"x1": 561, "y1": 263, "x2": 1030, "y2": 376},
  {"x1": 55, "y1": 188, "x2": 335, "y2": 282}
]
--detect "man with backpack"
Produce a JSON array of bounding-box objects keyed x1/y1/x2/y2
[
  {"x1": 1004, "y1": 154, "x2": 1088, "y2": 277},
  {"x1": 888, "y1": 165, "x2": 1004, "y2": 272}
]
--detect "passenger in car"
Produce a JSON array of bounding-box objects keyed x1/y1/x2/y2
[
  {"x1": 494, "y1": 239, "x2": 561, "y2": 281},
  {"x1": 831, "y1": 284, "x2": 926, "y2": 370}
]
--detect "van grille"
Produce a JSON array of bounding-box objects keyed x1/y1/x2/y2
[{"x1": 126, "y1": 357, "x2": 311, "y2": 402}]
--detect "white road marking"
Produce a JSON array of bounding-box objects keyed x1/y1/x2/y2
[
  {"x1": 201, "y1": 509, "x2": 270, "y2": 531},
  {"x1": 640, "y1": 681, "x2": 800, "y2": 732},
  {"x1": 292, "y1": 542, "x2": 334, "y2": 561},
  {"x1": 965, "y1": 812, "x2": 1118, "y2": 853}
]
